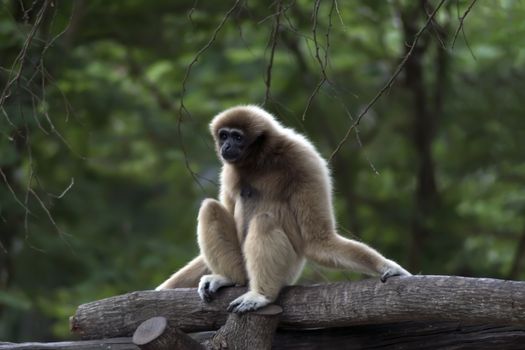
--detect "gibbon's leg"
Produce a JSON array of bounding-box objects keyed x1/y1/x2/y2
[
  {"x1": 228, "y1": 213, "x2": 304, "y2": 313},
  {"x1": 306, "y1": 234, "x2": 411, "y2": 282},
  {"x1": 155, "y1": 255, "x2": 209, "y2": 290},
  {"x1": 196, "y1": 199, "x2": 247, "y2": 302}
]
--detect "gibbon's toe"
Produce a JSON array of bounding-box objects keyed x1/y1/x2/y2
[{"x1": 380, "y1": 263, "x2": 412, "y2": 283}]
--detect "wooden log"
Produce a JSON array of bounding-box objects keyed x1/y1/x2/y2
[
  {"x1": 132, "y1": 316, "x2": 203, "y2": 350},
  {"x1": 270, "y1": 322, "x2": 525, "y2": 350},
  {"x1": 70, "y1": 275, "x2": 525, "y2": 340},
  {"x1": 204, "y1": 305, "x2": 282, "y2": 350},
  {"x1": 2, "y1": 321, "x2": 525, "y2": 349},
  {"x1": 192, "y1": 322, "x2": 525, "y2": 350},
  {"x1": 0, "y1": 338, "x2": 138, "y2": 349}
]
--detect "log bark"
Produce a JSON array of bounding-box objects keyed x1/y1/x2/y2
[
  {"x1": 4, "y1": 322, "x2": 525, "y2": 349},
  {"x1": 193, "y1": 322, "x2": 525, "y2": 350},
  {"x1": 0, "y1": 338, "x2": 138, "y2": 350},
  {"x1": 70, "y1": 276, "x2": 525, "y2": 340},
  {"x1": 205, "y1": 305, "x2": 282, "y2": 350}
]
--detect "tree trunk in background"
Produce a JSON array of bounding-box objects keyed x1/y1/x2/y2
[
  {"x1": 401, "y1": 1, "x2": 445, "y2": 272},
  {"x1": 508, "y1": 222, "x2": 525, "y2": 279}
]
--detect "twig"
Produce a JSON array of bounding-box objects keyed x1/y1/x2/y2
[
  {"x1": 302, "y1": 0, "x2": 335, "y2": 121},
  {"x1": 187, "y1": 0, "x2": 199, "y2": 26},
  {"x1": 329, "y1": 0, "x2": 447, "y2": 161},
  {"x1": 29, "y1": 188, "x2": 68, "y2": 240},
  {"x1": 263, "y1": 0, "x2": 284, "y2": 106},
  {"x1": 49, "y1": 177, "x2": 75, "y2": 199},
  {"x1": 0, "y1": 168, "x2": 32, "y2": 214},
  {"x1": 177, "y1": 0, "x2": 241, "y2": 190},
  {"x1": 423, "y1": 1, "x2": 447, "y2": 49},
  {"x1": 334, "y1": 0, "x2": 346, "y2": 29},
  {"x1": 0, "y1": 0, "x2": 50, "y2": 112},
  {"x1": 339, "y1": 99, "x2": 379, "y2": 175},
  {"x1": 451, "y1": 0, "x2": 477, "y2": 49}
]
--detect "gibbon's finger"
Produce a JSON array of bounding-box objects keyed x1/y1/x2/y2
[
  {"x1": 202, "y1": 284, "x2": 213, "y2": 302},
  {"x1": 228, "y1": 300, "x2": 255, "y2": 314},
  {"x1": 227, "y1": 291, "x2": 270, "y2": 313},
  {"x1": 198, "y1": 279, "x2": 214, "y2": 302}
]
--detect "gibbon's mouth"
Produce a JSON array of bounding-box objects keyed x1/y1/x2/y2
[{"x1": 221, "y1": 152, "x2": 242, "y2": 163}]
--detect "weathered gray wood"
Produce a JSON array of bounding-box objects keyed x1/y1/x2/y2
[
  {"x1": 275, "y1": 322, "x2": 525, "y2": 349},
  {"x1": 0, "y1": 338, "x2": 138, "y2": 349},
  {"x1": 193, "y1": 322, "x2": 525, "y2": 350},
  {"x1": 205, "y1": 305, "x2": 282, "y2": 350},
  {"x1": 3, "y1": 321, "x2": 525, "y2": 349},
  {"x1": 70, "y1": 275, "x2": 525, "y2": 340},
  {"x1": 132, "y1": 316, "x2": 203, "y2": 350}
]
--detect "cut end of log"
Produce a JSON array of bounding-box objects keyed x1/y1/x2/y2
[
  {"x1": 252, "y1": 304, "x2": 283, "y2": 316},
  {"x1": 132, "y1": 316, "x2": 168, "y2": 345},
  {"x1": 68, "y1": 315, "x2": 82, "y2": 335}
]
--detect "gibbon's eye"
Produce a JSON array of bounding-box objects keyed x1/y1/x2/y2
[
  {"x1": 231, "y1": 131, "x2": 243, "y2": 143},
  {"x1": 219, "y1": 131, "x2": 228, "y2": 141}
]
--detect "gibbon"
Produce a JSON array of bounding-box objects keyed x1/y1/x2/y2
[{"x1": 156, "y1": 105, "x2": 411, "y2": 313}]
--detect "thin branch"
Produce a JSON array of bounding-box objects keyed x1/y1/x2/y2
[
  {"x1": 178, "y1": 0, "x2": 242, "y2": 120},
  {"x1": 263, "y1": 0, "x2": 284, "y2": 106},
  {"x1": 24, "y1": 164, "x2": 34, "y2": 236},
  {"x1": 49, "y1": 177, "x2": 75, "y2": 199},
  {"x1": 0, "y1": 0, "x2": 50, "y2": 112},
  {"x1": 451, "y1": 0, "x2": 477, "y2": 49},
  {"x1": 339, "y1": 99, "x2": 379, "y2": 175},
  {"x1": 423, "y1": 1, "x2": 447, "y2": 49},
  {"x1": 29, "y1": 187, "x2": 68, "y2": 239},
  {"x1": 0, "y1": 168, "x2": 32, "y2": 214},
  {"x1": 177, "y1": 0, "x2": 241, "y2": 190},
  {"x1": 329, "y1": 0, "x2": 447, "y2": 161},
  {"x1": 334, "y1": 0, "x2": 346, "y2": 29},
  {"x1": 187, "y1": 0, "x2": 199, "y2": 26},
  {"x1": 302, "y1": 0, "x2": 335, "y2": 121}
]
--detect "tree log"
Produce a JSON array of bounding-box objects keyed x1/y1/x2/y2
[
  {"x1": 193, "y1": 322, "x2": 525, "y2": 350},
  {"x1": 70, "y1": 275, "x2": 525, "y2": 340},
  {"x1": 132, "y1": 316, "x2": 203, "y2": 350},
  {"x1": 0, "y1": 338, "x2": 138, "y2": 350},
  {"x1": 205, "y1": 305, "x2": 282, "y2": 350},
  {"x1": 3, "y1": 322, "x2": 525, "y2": 349}
]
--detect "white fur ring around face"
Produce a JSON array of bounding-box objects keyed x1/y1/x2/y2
[{"x1": 227, "y1": 291, "x2": 271, "y2": 313}]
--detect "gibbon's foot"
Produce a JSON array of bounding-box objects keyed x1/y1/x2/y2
[
  {"x1": 198, "y1": 274, "x2": 234, "y2": 302},
  {"x1": 227, "y1": 291, "x2": 271, "y2": 313},
  {"x1": 380, "y1": 259, "x2": 412, "y2": 283}
]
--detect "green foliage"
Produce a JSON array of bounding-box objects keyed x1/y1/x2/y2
[{"x1": 1, "y1": 0, "x2": 525, "y2": 341}]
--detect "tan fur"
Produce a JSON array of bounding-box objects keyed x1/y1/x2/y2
[{"x1": 156, "y1": 105, "x2": 410, "y2": 308}]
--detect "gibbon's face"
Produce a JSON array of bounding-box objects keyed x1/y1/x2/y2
[{"x1": 217, "y1": 127, "x2": 247, "y2": 163}]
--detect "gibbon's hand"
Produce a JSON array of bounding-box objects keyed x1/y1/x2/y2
[
  {"x1": 227, "y1": 291, "x2": 271, "y2": 313},
  {"x1": 380, "y1": 259, "x2": 412, "y2": 283},
  {"x1": 198, "y1": 274, "x2": 234, "y2": 302}
]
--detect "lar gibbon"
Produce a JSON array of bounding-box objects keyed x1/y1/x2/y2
[{"x1": 156, "y1": 105, "x2": 411, "y2": 313}]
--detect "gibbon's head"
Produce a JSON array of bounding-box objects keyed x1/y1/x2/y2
[{"x1": 209, "y1": 105, "x2": 279, "y2": 164}]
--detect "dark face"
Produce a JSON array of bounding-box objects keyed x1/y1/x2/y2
[{"x1": 217, "y1": 127, "x2": 247, "y2": 163}]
